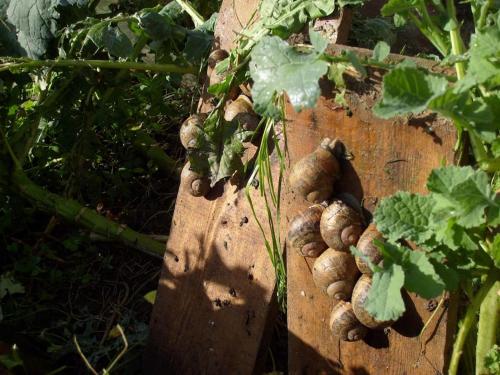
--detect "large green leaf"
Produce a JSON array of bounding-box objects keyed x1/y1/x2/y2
[
  {"x1": 428, "y1": 166, "x2": 498, "y2": 228},
  {"x1": 249, "y1": 36, "x2": 329, "y2": 117},
  {"x1": 365, "y1": 262, "x2": 406, "y2": 321},
  {"x1": 374, "y1": 191, "x2": 435, "y2": 245},
  {"x1": 373, "y1": 65, "x2": 448, "y2": 119}
]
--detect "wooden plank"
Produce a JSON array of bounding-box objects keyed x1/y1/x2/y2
[
  {"x1": 145, "y1": 1, "x2": 278, "y2": 374},
  {"x1": 285, "y1": 48, "x2": 457, "y2": 374}
]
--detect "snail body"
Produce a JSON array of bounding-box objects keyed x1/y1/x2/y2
[
  {"x1": 329, "y1": 301, "x2": 368, "y2": 341},
  {"x1": 288, "y1": 138, "x2": 342, "y2": 203},
  {"x1": 312, "y1": 248, "x2": 359, "y2": 300},
  {"x1": 320, "y1": 200, "x2": 364, "y2": 252},
  {"x1": 181, "y1": 162, "x2": 210, "y2": 197},
  {"x1": 355, "y1": 224, "x2": 384, "y2": 274},
  {"x1": 180, "y1": 113, "x2": 206, "y2": 149},
  {"x1": 352, "y1": 274, "x2": 395, "y2": 329},
  {"x1": 224, "y1": 95, "x2": 260, "y2": 131},
  {"x1": 287, "y1": 205, "x2": 327, "y2": 257}
]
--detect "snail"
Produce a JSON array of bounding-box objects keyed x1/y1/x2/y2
[
  {"x1": 288, "y1": 138, "x2": 342, "y2": 203},
  {"x1": 239, "y1": 82, "x2": 252, "y2": 98},
  {"x1": 224, "y1": 95, "x2": 260, "y2": 131},
  {"x1": 320, "y1": 200, "x2": 364, "y2": 252},
  {"x1": 207, "y1": 49, "x2": 229, "y2": 77},
  {"x1": 355, "y1": 223, "x2": 384, "y2": 275},
  {"x1": 312, "y1": 248, "x2": 359, "y2": 300},
  {"x1": 329, "y1": 301, "x2": 368, "y2": 342},
  {"x1": 352, "y1": 274, "x2": 395, "y2": 329},
  {"x1": 180, "y1": 113, "x2": 206, "y2": 149},
  {"x1": 287, "y1": 205, "x2": 328, "y2": 257},
  {"x1": 181, "y1": 162, "x2": 210, "y2": 197}
]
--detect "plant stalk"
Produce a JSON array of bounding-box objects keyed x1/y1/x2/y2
[
  {"x1": 448, "y1": 270, "x2": 499, "y2": 375},
  {"x1": 175, "y1": 0, "x2": 205, "y2": 27},
  {"x1": 0, "y1": 58, "x2": 196, "y2": 74},
  {"x1": 476, "y1": 280, "x2": 499, "y2": 375},
  {"x1": 10, "y1": 167, "x2": 168, "y2": 259}
]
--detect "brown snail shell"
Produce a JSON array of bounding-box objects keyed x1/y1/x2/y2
[
  {"x1": 352, "y1": 274, "x2": 395, "y2": 329},
  {"x1": 329, "y1": 301, "x2": 368, "y2": 342},
  {"x1": 207, "y1": 49, "x2": 229, "y2": 77},
  {"x1": 180, "y1": 113, "x2": 206, "y2": 149},
  {"x1": 239, "y1": 82, "x2": 252, "y2": 97},
  {"x1": 224, "y1": 95, "x2": 260, "y2": 131},
  {"x1": 312, "y1": 248, "x2": 359, "y2": 300},
  {"x1": 288, "y1": 138, "x2": 342, "y2": 203},
  {"x1": 287, "y1": 205, "x2": 328, "y2": 257},
  {"x1": 320, "y1": 200, "x2": 364, "y2": 252},
  {"x1": 355, "y1": 223, "x2": 384, "y2": 275},
  {"x1": 181, "y1": 162, "x2": 210, "y2": 197}
]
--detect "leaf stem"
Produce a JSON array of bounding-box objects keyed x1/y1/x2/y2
[
  {"x1": 448, "y1": 270, "x2": 499, "y2": 375},
  {"x1": 0, "y1": 58, "x2": 196, "y2": 74},
  {"x1": 446, "y1": 0, "x2": 466, "y2": 79},
  {"x1": 477, "y1": 0, "x2": 494, "y2": 30},
  {"x1": 476, "y1": 280, "x2": 499, "y2": 375},
  {"x1": 175, "y1": 0, "x2": 205, "y2": 28},
  {"x1": 416, "y1": 1, "x2": 450, "y2": 56}
]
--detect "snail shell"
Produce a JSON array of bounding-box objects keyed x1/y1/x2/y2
[
  {"x1": 329, "y1": 301, "x2": 368, "y2": 342},
  {"x1": 320, "y1": 200, "x2": 364, "y2": 252},
  {"x1": 312, "y1": 248, "x2": 359, "y2": 300},
  {"x1": 180, "y1": 113, "x2": 206, "y2": 149},
  {"x1": 224, "y1": 95, "x2": 260, "y2": 131},
  {"x1": 287, "y1": 205, "x2": 328, "y2": 257},
  {"x1": 352, "y1": 274, "x2": 395, "y2": 329},
  {"x1": 355, "y1": 223, "x2": 384, "y2": 275},
  {"x1": 181, "y1": 162, "x2": 210, "y2": 197},
  {"x1": 288, "y1": 138, "x2": 342, "y2": 203},
  {"x1": 207, "y1": 49, "x2": 229, "y2": 77}
]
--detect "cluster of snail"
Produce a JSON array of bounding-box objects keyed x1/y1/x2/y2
[
  {"x1": 179, "y1": 49, "x2": 260, "y2": 198},
  {"x1": 287, "y1": 138, "x2": 395, "y2": 342}
]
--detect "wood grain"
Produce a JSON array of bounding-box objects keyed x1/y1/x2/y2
[
  {"x1": 284, "y1": 50, "x2": 457, "y2": 374},
  {"x1": 145, "y1": 1, "x2": 278, "y2": 374}
]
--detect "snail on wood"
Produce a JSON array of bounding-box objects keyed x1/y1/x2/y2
[
  {"x1": 352, "y1": 274, "x2": 395, "y2": 329},
  {"x1": 312, "y1": 248, "x2": 359, "y2": 300},
  {"x1": 287, "y1": 205, "x2": 328, "y2": 257},
  {"x1": 224, "y1": 95, "x2": 260, "y2": 131},
  {"x1": 320, "y1": 200, "x2": 364, "y2": 252},
  {"x1": 355, "y1": 223, "x2": 384, "y2": 275},
  {"x1": 329, "y1": 301, "x2": 368, "y2": 342},
  {"x1": 180, "y1": 113, "x2": 206, "y2": 149},
  {"x1": 181, "y1": 162, "x2": 210, "y2": 197},
  {"x1": 207, "y1": 49, "x2": 229, "y2": 77},
  {"x1": 288, "y1": 138, "x2": 342, "y2": 203}
]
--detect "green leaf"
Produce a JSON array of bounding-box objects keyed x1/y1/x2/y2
[
  {"x1": 491, "y1": 234, "x2": 500, "y2": 268},
  {"x1": 344, "y1": 50, "x2": 367, "y2": 78},
  {"x1": 373, "y1": 65, "x2": 448, "y2": 119},
  {"x1": 309, "y1": 27, "x2": 328, "y2": 54},
  {"x1": 259, "y1": 0, "x2": 336, "y2": 39},
  {"x1": 102, "y1": 26, "x2": 133, "y2": 58},
  {"x1": 0, "y1": 273, "x2": 25, "y2": 299},
  {"x1": 365, "y1": 263, "x2": 406, "y2": 321},
  {"x1": 372, "y1": 41, "x2": 390, "y2": 62},
  {"x1": 6, "y1": 0, "x2": 59, "y2": 58},
  {"x1": 374, "y1": 191, "x2": 435, "y2": 245},
  {"x1": 428, "y1": 166, "x2": 497, "y2": 228},
  {"x1": 402, "y1": 251, "x2": 445, "y2": 298},
  {"x1": 381, "y1": 0, "x2": 418, "y2": 16},
  {"x1": 249, "y1": 36, "x2": 329, "y2": 116},
  {"x1": 144, "y1": 290, "x2": 157, "y2": 304},
  {"x1": 188, "y1": 116, "x2": 254, "y2": 186}
]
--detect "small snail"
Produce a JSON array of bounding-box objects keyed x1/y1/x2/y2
[
  {"x1": 224, "y1": 95, "x2": 260, "y2": 131},
  {"x1": 352, "y1": 274, "x2": 395, "y2": 329},
  {"x1": 312, "y1": 248, "x2": 359, "y2": 300},
  {"x1": 329, "y1": 301, "x2": 368, "y2": 342},
  {"x1": 180, "y1": 113, "x2": 206, "y2": 149},
  {"x1": 181, "y1": 162, "x2": 210, "y2": 197},
  {"x1": 288, "y1": 138, "x2": 342, "y2": 203},
  {"x1": 320, "y1": 200, "x2": 364, "y2": 252},
  {"x1": 287, "y1": 205, "x2": 328, "y2": 257},
  {"x1": 239, "y1": 82, "x2": 252, "y2": 98},
  {"x1": 355, "y1": 224, "x2": 384, "y2": 275},
  {"x1": 207, "y1": 49, "x2": 229, "y2": 77}
]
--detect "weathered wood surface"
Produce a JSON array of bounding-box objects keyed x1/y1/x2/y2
[
  {"x1": 284, "y1": 49, "x2": 457, "y2": 374},
  {"x1": 145, "y1": 1, "x2": 278, "y2": 374}
]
